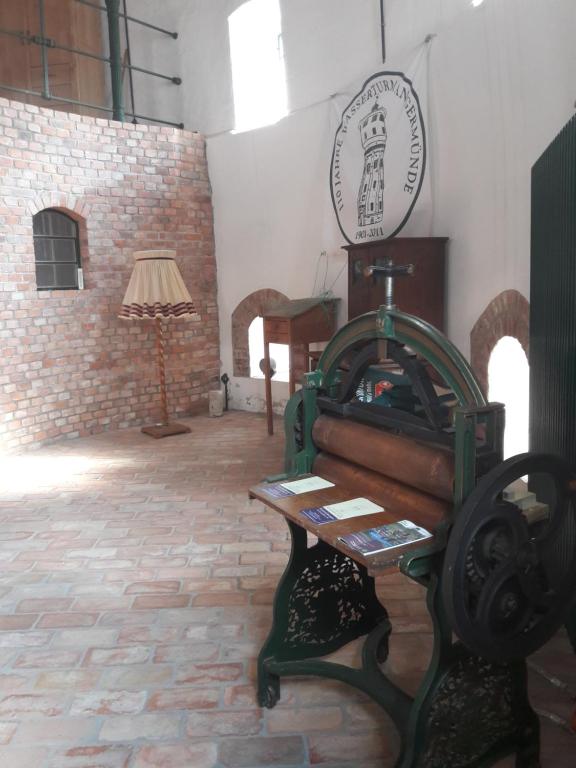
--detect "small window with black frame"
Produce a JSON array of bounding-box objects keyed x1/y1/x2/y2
[{"x1": 33, "y1": 209, "x2": 83, "y2": 290}]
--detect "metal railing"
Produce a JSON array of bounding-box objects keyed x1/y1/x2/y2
[{"x1": 0, "y1": 0, "x2": 184, "y2": 128}]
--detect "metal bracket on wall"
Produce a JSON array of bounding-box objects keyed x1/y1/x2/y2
[
  {"x1": 379, "y1": 0, "x2": 386, "y2": 63},
  {"x1": 0, "y1": 0, "x2": 184, "y2": 128}
]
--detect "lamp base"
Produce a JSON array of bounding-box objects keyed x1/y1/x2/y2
[{"x1": 141, "y1": 422, "x2": 191, "y2": 439}]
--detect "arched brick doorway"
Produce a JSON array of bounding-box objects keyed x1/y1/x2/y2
[
  {"x1": 470, "y1": 289, "x2": 530, "y2": 396},
  {"x1": 231, "y1": 289, "x2": 289, "y2": 377}
]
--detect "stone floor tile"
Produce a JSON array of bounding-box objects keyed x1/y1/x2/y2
[
  {"x1": 218, "y1": 735, "x2": 306, "y2": 767},
  {"x1": 70, "y1": 689, "x2": 147, "y2": 715},
  {"x1": 13, "y1": 715, "x2": 99, "y2": 744},
  {"x1": 16, "y1": 598, "x2": 73, "y2": 613},
  {"x1": 0, "y1": 747, "x2": 50, "y2": 767},
  {"x1": 14, "y1": 649, "x2": 82, "y2": 669},
  {"x1": 45, "y1": 745, "x2": 132, "y2": 768},
  {"x1": 266, "y1": 705, "x2": 343, "y2": 733},
  {"x1": 37, "y1": 613, "x2": 99, "y2": 629},
  {"x1": 0, "y1": 615, "x2": 38, "y2": 631},
  {"x1": 0, "y1": 631, "x2": 51, "y2": 648},
  {"x1": 52, "y1": 628, "x2": 119, "y2": 648},
  {"x1": 185, "y1": 708, "x2": 262, "y2": 737},
  {"x1": 83, "y1": 646, "x2": 151, "y2": 666},
  {"x1": 174, "y1": 662, "x2": 244, "y2": 686},
  {"x1": 147, "y1": 686, "x2": 220, "y2": 711},
  {"x1": 100, "y1": 664, "x2": 173, "y2": 690},
  {"x1": 308, "y1": 731, "x2": 397, "y2": 764},
  {"x1": 0, "y1": 693, "x2": 65, "y2": 719},
  {"x1": 132, "y1": 742, "x2": 218, "y2": 768},
  {"x1": 99, "y1": 712, "x2": 180, "y2": 742},
  {"x1": 34, "y1": 670, "x2": 101, "y2": 691},
  {"x1": 153, "y1": 643, "x2": 219, "y2": 663},
  {"x1": 0, "y1": 721, "x2": 17, "y2": 744},
  {"x1": 124, "y1": 580, "x2": 180, "y2": 595}
]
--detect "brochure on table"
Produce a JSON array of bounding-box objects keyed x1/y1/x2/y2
[
  {"x1": 261, "y1": 475, "x2": 335, "y2": 499},
  {"x1": 300, "y1": 497, "x2": 384, "y2": 525},
  {"x1": 339, "y1": 520, "x2": 432, "y2": 556}
]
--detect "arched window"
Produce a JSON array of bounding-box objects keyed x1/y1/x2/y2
[
  {"x1": 228, "y1": 0, "x2": 287, "y2": 132},
  {"x1": 488, "y1": 336, "x2": 529, "y2": 459},
  {"x1": 33, "y1": 209, "x2": 83, "y2": 290}
]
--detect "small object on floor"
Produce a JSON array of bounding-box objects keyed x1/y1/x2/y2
[
  {"x1": 209, "y1": 389, "x2": 225, "y2": 417},
  {"x1": 141, "y1": 422, "x2": 191, "y2": 438}
]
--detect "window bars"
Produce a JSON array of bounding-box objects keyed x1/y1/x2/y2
[
  {"x1": 0, "y1": 0, "x2": 183, "y2": 128},
  {"x1": 33, "y1": 209, "x2": 83, "y2": 291}
]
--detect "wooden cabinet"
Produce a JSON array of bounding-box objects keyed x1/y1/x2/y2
[
  {"x1": 345, "y1": 237, "x2": 447, "y2": 330},
  {"x1": 0, "y1": 0, "x2": 105, "y2": 117}
]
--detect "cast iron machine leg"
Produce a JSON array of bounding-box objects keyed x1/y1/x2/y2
[
  {"x1": 398, "y1": 562, "x2": 540, "y2": 768},
  {"x1": 257, "y1": 520, "x2": 409, "y2": 729},
  {"x1": 258, "y1": 524, "x2": 542, "y2": 767}
]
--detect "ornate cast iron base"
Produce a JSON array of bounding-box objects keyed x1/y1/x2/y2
[
  {"x1": 257, "y1": 520, "x2": 397, "y2": 713},
  {"x1": 412, "y1": 647, "x2": 540, "y2": 768},
  {"x1": 258, "y1": 520, "x2": 541, "y2": 768}
]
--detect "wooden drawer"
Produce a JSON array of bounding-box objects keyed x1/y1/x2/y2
[{"x1": 264, "y1": 317, "x2": 290, "y2": 343}]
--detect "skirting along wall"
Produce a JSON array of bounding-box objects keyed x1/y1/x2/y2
[{"x1": 0, "y1": 98, "x2": 219, "y2": 451}]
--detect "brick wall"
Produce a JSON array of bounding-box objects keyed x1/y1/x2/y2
[{"x1": 0, "y1": 98, "x2": 220, "y2": 451}]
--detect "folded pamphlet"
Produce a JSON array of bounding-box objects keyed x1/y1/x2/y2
[
  {"x1": 261, "y1": 475, "x2": 334, "y2": 499},
  {"x1": 339, "y1": 520, "x2": 432, "y2": 556}
]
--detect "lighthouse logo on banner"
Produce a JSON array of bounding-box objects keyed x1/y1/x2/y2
[{"x1": 330, "y1": 71, "x2": 426, "y2": 244}]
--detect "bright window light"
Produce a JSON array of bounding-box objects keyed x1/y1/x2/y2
[
  {"x1": 228, "y1": 0, "x2": 288, "y2": 132},
  {"x1": 488, "y1": 336, "x2": 529, "y2": 460},
  {"x1": 471, "y1": 0, "x2": 485, "y2": 7},
  {"x1": 249, "y1": 316, "x2": 290, "y2": 382}
]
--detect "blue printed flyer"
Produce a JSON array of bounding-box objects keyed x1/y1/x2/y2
[{"x1": 339, "y1": 520, "x2": 432, "y2": 556}]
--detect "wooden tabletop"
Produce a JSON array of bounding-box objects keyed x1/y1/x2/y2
[{"x1": 249, "y1": 475, "x2": 444, "y2": 576}]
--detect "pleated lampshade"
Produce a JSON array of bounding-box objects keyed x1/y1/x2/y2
[{"x1": 119, "y1": 250, "x2": 198, "y2": 320}]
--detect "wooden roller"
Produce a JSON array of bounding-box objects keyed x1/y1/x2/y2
[
  {"x1": 313, "y1": 453, "x2": 450, "y2": 527},
  {"x1": 312, "y1": 415, "x2": 455, "y2": 501}
]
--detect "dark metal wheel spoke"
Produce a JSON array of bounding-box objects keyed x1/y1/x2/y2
[
  {"x1": 477, "y1": 563, "x2": 532, "y2": 639},
  {"x1": 516, "y1": 563, "x2": 553, "y2": 609}
]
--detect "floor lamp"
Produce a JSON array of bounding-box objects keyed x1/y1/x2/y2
[{"x1": 119, "y1": 250, "x2": 199, "y2": 438}]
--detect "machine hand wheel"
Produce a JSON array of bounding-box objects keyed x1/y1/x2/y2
[{"x1": 442, "y1": 452, "x2": 576, "y2": 660}]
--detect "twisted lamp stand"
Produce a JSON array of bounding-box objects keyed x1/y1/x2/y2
[{"x1": 141, "y1": 318, "x2": 191, "y2": 439}]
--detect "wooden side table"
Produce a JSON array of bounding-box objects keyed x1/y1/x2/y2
[{"x1": 263, "y1": 298, "x2": 339, "y2": 435}]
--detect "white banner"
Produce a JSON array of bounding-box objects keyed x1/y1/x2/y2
[{"x1": 329, "y1": 50, "x2": 430, "y2": 245}]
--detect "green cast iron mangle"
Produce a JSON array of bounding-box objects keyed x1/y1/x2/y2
[{"x1": 258, "y1": 260, "x2": 576, "y2": 767}]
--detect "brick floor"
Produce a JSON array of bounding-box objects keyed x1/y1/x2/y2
[{"x1": 0, "y1": 411, "x2": 573, "y2": 767}]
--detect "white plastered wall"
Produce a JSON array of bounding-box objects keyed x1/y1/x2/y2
[{"x1": 130, "y1": 0, "x2": 576, "y2": 413}]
